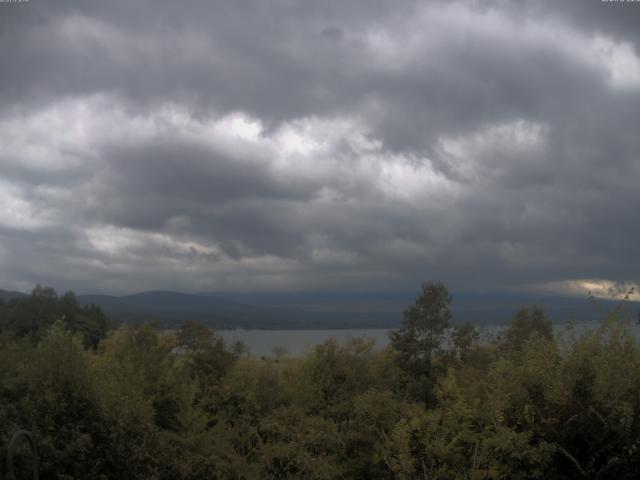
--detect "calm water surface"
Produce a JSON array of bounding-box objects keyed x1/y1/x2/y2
[
  {"x1": 219, "y1": 329, "x2": 391, "y2": 357},
  {"x1": 218, "y1": 321, "x2": 633, "y2": 357}
]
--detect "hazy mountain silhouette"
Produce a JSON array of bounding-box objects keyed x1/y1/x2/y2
[
  {"x1": 76, "y1": 290, "x2": 639, "y2": 329},
  {"x1": 0, "y1": 289, "x2": 28, "y2": 303},
  {"x1": 2, "y1": 287, "x2": 636, "y2": 329},
  {"x1": 76, "y1": 291, "x2": 396, "y2": 329}
]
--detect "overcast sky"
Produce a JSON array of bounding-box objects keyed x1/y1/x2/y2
[{"x1": 1, "y1": 0, "x2": 639, "y2": 296}]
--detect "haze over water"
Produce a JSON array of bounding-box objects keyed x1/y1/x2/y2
[{"x1": 219, "y1": 321, "x2": 637, "y2": 357}]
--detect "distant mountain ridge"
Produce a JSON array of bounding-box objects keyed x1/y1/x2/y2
[
  {"x1": 3, "y1": 288, "x2": 638, "y2": 329},
  {"x1": 76, "y1": 291, "x2": 396, "y2": 329},
  {"x1": 0, "y1": 289, "x2": 28, "y2": 302},
  {"x1": 77, "y1": 290, "x2": 640, "y2": 329},
  {"x1": 201, "y1": 290, "x2": 640, "y2": 327}
]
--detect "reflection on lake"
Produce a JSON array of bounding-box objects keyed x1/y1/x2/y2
[{"x1": 218, "y1": 321, "x2": 633, "y2": 357}]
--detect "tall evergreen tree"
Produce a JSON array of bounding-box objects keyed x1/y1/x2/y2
[{"x1": 390, "y1": 281, "x2": 452, "y2": 405}]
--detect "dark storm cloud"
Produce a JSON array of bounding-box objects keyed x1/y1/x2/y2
[
  {"x1": 97, "y1": 137, "x2": 318, "y2": 230},
  {"x1": 1, "y1": 0, "x2": 639, "y2": 294}
]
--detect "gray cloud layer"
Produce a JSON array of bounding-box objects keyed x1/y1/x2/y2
[{"x1": 1, "y1": 0, "x2": 639, "y2": 295}]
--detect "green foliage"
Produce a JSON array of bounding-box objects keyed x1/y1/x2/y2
[
  {"x1": 452, "y1": 321, "x2": 481, "y2": 361},
  {"x1": 502, "y1": 307, "x2": 552, "y2": 352},
  {"x1": 177, "y1": 320, "x2": 238, "y2": 392},
  {"x1": 390, "y1": 281, "x2": 452, "y2": 405},
  {"x1": 3, "y1": 283, "x2": 640, "y2": 479},
  {"x1": 0, "y1": 285, "x2": 109, "y2": 347}
]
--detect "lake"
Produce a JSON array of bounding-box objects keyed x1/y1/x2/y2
[
  {"x1": 218, "y1": 329, "x2": 392, "y2": 357},
  {"x1": 218, "y1": 321, "x2": 637, "y2": 357}
]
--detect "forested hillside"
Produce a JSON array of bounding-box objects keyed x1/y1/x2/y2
[{"x1": 1, "y1": 284, "x2": 640, "y2": 479}]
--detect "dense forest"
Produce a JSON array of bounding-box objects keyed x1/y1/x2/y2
[{"x1": 1, "y1": 282, "x2": 639, "y2": 479}]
